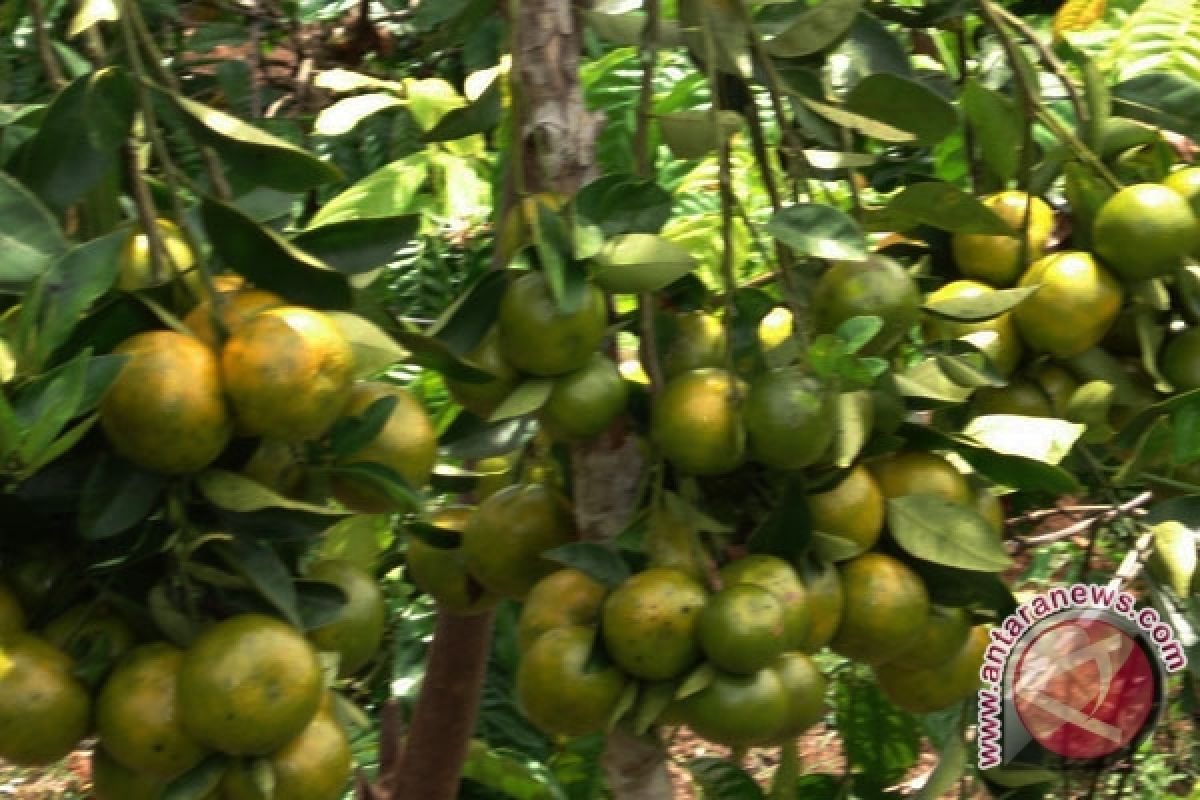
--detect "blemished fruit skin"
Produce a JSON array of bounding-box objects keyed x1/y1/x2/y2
[
  {"x1": 811, "y1": 255, "x2": 921, "y2": 355},
  {"x1": 305, "y1": 559, "x2": 387, "y2": 678},
  {"x1": 222, "y1": 708, "x2": 352, "y2": 800},
  {"x1": 183, "y1": 287, "x2": 283, "y2": 348},
  {"x1": 99, "y1": 330, "x2": 233, "y2": 474},
  {"x1": 651, "y1": 368, "x2": 746, "y2": 476},
  {"x1": 602, "y1": 567, "x2": 708, "y2": 681},
  {"x1": 660, "y1": 311, "x2": 728, "y2": 378},
  {"x1": 830, "y1": 553, "x2": 930, "y2": 665},
  {"x1": 220, "y1": 306, "x2": 355, "y2": 441},
  {"x1": 677, "y1": 666, "x2": 789, "y2": 747},
  {"x1": 176, "y1": 614, "x2": 323, "y2": 756},
  {"x1": 517, "y1": 567, "x2": 608, "y2": 651},
  {"x1": 460, "y1": 483, "x2": 577, "y2": 600},
  {"x1": 539, "y1": 353, "x2": 629, "y2": 441},
  {"x1": 719, "y1": 555, "x2": 811, "y2": 651},
  {"x1": 497, "y1": 272, "x2": 609, "y2": 377},
  {"x1": 1013, "y1": 251, "x2": 1123, "y2": 358},
  {"x1": 951, "y1": 191, "x2": 1055, "y2": 287},
  {"x1": 743, "y1": 368, "x2": 834, "y2": 470},
  {"x1": 1093, "y1": 183, "x2": 1200, "y2": 280},
  {"x1": 0, "y1": 633, "x2": 90, "y2": 766},
  {"x1": 516, "y1": 625, "x2": 628, "y2": 738},
  {"x1": 95, "y1": 643, "x2": 209, "y2": 778},
  {"x1": 696, "y1": 584, "x2": 787, "y2": 675}
]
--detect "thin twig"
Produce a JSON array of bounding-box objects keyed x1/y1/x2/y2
[
  {"x1": 992, "y1": 3, "x2": 1089, "y2": 134},
  {"x1": 634, "y1": 0, "x2": 665, "y2": 393},
  {"x1": 1013, "y1": 490, "x2": 1153, "y2": 546},
  {"x1": 29, "y1": 0, "x2": 66, "y2": 88}
]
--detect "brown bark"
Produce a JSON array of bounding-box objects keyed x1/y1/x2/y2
[{"x1": 388, "y1": 610, "x2": 496, "y2": 800}]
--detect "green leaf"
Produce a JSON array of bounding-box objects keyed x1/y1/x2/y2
[
  {"x1": 327, "y1": 395, "x2": 397, "y2": 458},
  {"x1": 887, "y1": 495, "x2": 1013, "y2": 571},
  {"x1": 836, "y1": 316, "x2": 883, "y2": 353},
  {"x1": 962, "y1": 414, "x2": 1085, "y2": 465},
  {"x1": 309, "y1": 154, "x2": 428, "y2": 227},
  {"x1": 901, "y1": 423, "x2": 1080, "y2": 495},
  {"x1": 68, "y1": 0, "x2": 119, "y2": 37},
  {"x1": 406, "y1": 520, "x2": 463, "y2": 549},
  {"x1": 584, "y1": 10, "x2": 683, "y2": 47},
  {"x1": 13, "y1": 68, "x2": 134, "y2": 213},
  {"x1": 914, "y1": 724, "x2": 968, "y2": 800},
  {"x1": 576, "y1": 175, "x2": 672, "y2": 236},
  {"x1": 590, "y1": 234, "x2": 697, "y2": 293},
  {"x1": 747, "y1": 478, "x2": 812, "y2": 560},
  {"x1": 885, "y1": 182, "x2": 1015, "y2": 234},
  {"x1": 213, "y1": 537, "x2": 302, "y2": 627},
  {"x1": 893, "y1": 358, "x2": 974, "y2": 405},
  {"x1": 201, "y1": 196, "x2": 352, "y2": 309},
  {"x1": 197, "y1": 469, "x2": 345, "y2": 515},
  {"x1": 960, "y1": 80, "x2": 1020, "y2": 183},
  {"x1": 438, "y1": 414, "x2": 538, "y2": 460},
  {"x1": 323, "y1": 462, "x2": 421, "y2": 511},
  {"x1": 31, "y1": 228, "x2": 127, "y2": 366},
  {"x1": 676, "y1": 663, "x2": 717, "y2": 700},
  {"x1": 835, "y1": 673, "x2": 920, "y2": 794},
  {"x1": 763, "y1": 0, "x2": 863, "y2": 58},
  {"x1": 15, "y1": 349, "x2": 89, "y2": 464},
  {"x1": 292, "y1": 215, "x2": 420, "y2": 277},
  {"x1": 657, "y1": 111, "x2": 744, "y2": 160},
  {"x1": 426, "y1": 270, "x2": 508, "y2": 354},
  {"x1": 422, "y1": 77, "x2": 501, "y2": 142},
  {"x1": 802, "y1": 98, "x2": 915, "y2": 142},
  {"x1": 490, "y1": 379, "x2": 554, "y2": 421},
  {"x1": 460, "y1": 739, "x2": 564, "y2": 800},
  {"x1": 1147, "y1": 520, "x2": 1197, "y2": 597},
  {"x1": 1112, "y1": 72, "x2": 1200, "y2": 140},
  {"x1": 544, "y1": 542, "x2": 631, "y2": 588},
  {"x1": 1107, "y1": 0, "x2": 1200, "y2": 84},
  {"x1": 932, "y1": 349, "x2": 1006, "y2": 390},
  {"x1": 295, "y1": 580, "x2": 350, "y2": 631},
  {"x1": 922, "y1": 286, "x2": 1036, "y2": 322},
  {"x1": 687, "y1": 758, "x2": 765, "y2": 800},
  {"x1": 313, "y1": 93, "x2": 404, "y2": 137},
  {"x1": 394, "y1": 330, "x2": 493, "y2": 382},
  {"x1": 844, "y1": 74, "x2": 958, "y2": 147},
  {"x1": 164, "y1": 755, "x2": 229, "y2": 800},
  {"x1": 325, "y1": 311, "x2": 407, "y2": 379},
  {"x1": 1173, "y1": 399, "x2": 1200, "y2": 464},
  {"x1": 831, "y1": 390, "x2": 873, "y2": 467},
  {"x1": 766, "y1": 203, "x2": 868, "y2": 262},
  {"x1": 165, "y1": 90, "x2": 342, "y2": 191},
  {"x1": 78, "y1": 454, "x2": 165, "y2": 540},
  {"x1": 0, "y1": 170, "x2": 68, "y2": 291}
]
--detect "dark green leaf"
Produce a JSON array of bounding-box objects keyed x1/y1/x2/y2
[
  {"x1": 576, "y1": 174, "x2": 672, "y2": 236},
  {"x1": 763, "y1": 0, "x2": 863, "y2": 58},
  {"x1": 32, "y1": 229, "x2": 128, "y2": 365},
  {"x1": 422, "y1": 78, "x2": 502, "y2": 142},
  {"x1": 885, "y1": 182, "x2": 1015, "y2": 234},
  {"x1": 394, "y1": 330, "x2": 494, "y2": 381},
  {"x1": 657, "y1": 110, "x2": 744, "y2": 159},
  {"x1": 794, "y1": 775, "x2": 845, "y2": 798},
  {"x1": 535, "y1": 208, "x2": 589, "y2": 314},
  {"x1": 766, "y1": 203, "x2": 868, "y2": 261},
  {"x1": 960, "y1": 79, "x2": 1021, "y2": 183},
  {"x1": 911, "y1": 561, "x2": 1018, "y2": 619},
  {"x1": 1113, "y1": 72, "x2": 1200, "y2": 140},
  {"x1": 15, "y1": 349, "x2": 89, "y2": 464},
  {"x1": 836, "y1": 673, "x2": 920, "y2": 794},
  {"x1": 834, "y1": 12, "x2": 912, "y2": 82},
  {"x1": 406, "y1": 521, "x2": 463, "y2": 549},
  {"x1": 198, "y1": 469, "x2": 344, "y2": 515},
  {"x1": 802, "y1": 97, "x2": 914, "y2": 142},
  {"x1": 16, "y1": 352, "x2": 126, "y2": 423},
  {"x1": 14, "y1": 68, "x2": 135, "y2": 212},
  {"x1": 544, "y1": 541, "x2": 631, "y2": 588},
  {"x1": 164, "y1": 755, "x2": 229, "y2": 800},
  {"x1": 308, "y1": 154, "x2": 428, "y2": 227},
  {"x1": 324, "y1": 462, "x2": 421, "y2": 511},
  {"x1": 490, "y1": 378, "x2": 554, "y2": 421},
  {"x1": 933, "y1": 351, "x2": 1006, "y2": 389},
  {"x1": 591, "y1": 234, "x2": 697, "y2": 293},
  {"x1": 326, "y1": 311, "x2": 407, "y2": 379},
  {"x1": 202, "y1": 196, "x2": 352, "y2": 309},
  {"x1": 893, "y1": 358, "x2": 974, "y2": 405},
  {"x1": 747, "y1": 478, "x2": 812, "y2": 560},
  {"x1": 438, "y1": 413, "x2": 538, "y2": 460},
  {"x1": 426, "y1": 270, "x2": 508, "y2": 354},
  {"x1": 215, "y1": 508, "x2": 339, "y2": 541},
  {"x1": 213, "y1": 536, "x2": 302, "y2": 627},
  {"x1": 687, "y1": 757, "x2": 765, "y2": 800},
  {"x1": 887, "y1": 494, "x2": 1013, "y2": 571},
  {"x1": 292, "y1": 215, "x2": 420, "y2": 276},
  {"x1": 901, "y1": 423, "x2": 1080, "y2": 495},
  {"x1": 164, "y1": 90, "x2": 342, "y2": 191},
  {"x1": 922, "y1": 286, "x2": 1036, "y2": 322},
  {"x1": 327, "y1": 395, "x2": 397, "y2": 458},
  {"x1": 295, "y1": 579, "x2": 349, "y2": 631},
  {"x1": 0, "y1": 170, "x2": 68, "y2": 291},
  {"x1": 78, "y1": 454, "x2": 165, "y2": 540},
  {"x1": 844, "y1": 74, "x2": 957, "y2": 146}
]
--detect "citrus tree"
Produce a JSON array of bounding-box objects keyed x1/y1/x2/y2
[{"x1": 1, "y1": 0, "x2": 1199, "y2": 799}]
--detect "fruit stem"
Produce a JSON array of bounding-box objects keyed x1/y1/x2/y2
[{"x1": 769, "y1": 738, "x2": 801, "y2": 799}]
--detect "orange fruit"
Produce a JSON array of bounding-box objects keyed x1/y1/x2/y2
[
  {"x1": 807, "y1": 465, "x2": 885, "y2": 559},
  {"x1": 517, "y1": 567, "x2": 608, "y2": 651},
  {"x1": 95, "y1": 643, "x2": 209, "y2": 777},
  {"x1": 1093, "y1": 183, "x2": 1200, "y2": 280},
  {"x1": 177, "y1": 614, "x2": 322, "y2": 755},
  {"x1": 0, "y1": 634, "x2": 90, "y2": 765},
  {"x1": 719, "y1": 555, "x2": 810, "y2": 651},
  {"x1": 1163, "y1": 167, "x2": 1200, "y2": 217},
  {"x1": 811, "y1": 254, "x2": 921, "y2": 355},
  {"x1": 660, "y1": 310, "x2": 728, "y2": 378},
  {"x1": 332, "y1": 381, "x2": 438, "y2": 511},
  {"x1": 1160, "y1": 327, "x2": 1200, "y2": 390},
  {"x1": 923, "y1": 279, "x2": 1023, "y2": 375},
  {"x1": 43, "y1": 604, "x2": 137, "y2": 663},
  {"x1": 516, "y1": 625, "x2": 629, "y2": 738},
  {"x1": 887, "y1": 605, "x2": 972, "y2": 669},
  {"x1": 407, "y1": 506, "x2": 501, "y2": 615},
  {"x1": 221, "y1": 704, "x2": 352, "y2": 800},
  {"x1": 697, "y1": 584, "x2": 787, "y2": 674},
  {"x1": 539, "y1": 353, "x2": 629, "y2": 441},
  {"x1": 497, "y1": 272, "x2": 608, "y2": 376},
  {"x1": 951, "y1": 191, "x2": 1055, "y2": 287},
  {"x1": 970, "y1": 379, "x2": 1053, "y2": 418},
  {"x1": 1030, "y1": 363, "x2": 1079, "y2": 416},
  {"x1": 677, "y1": 666, "x2": 788, "y2": 747},
  {"x1": 99, "y1": 330, "x2": 233, "y2": 474},
  {"x1": 305, "y1": 559, "x2": 386, "y2": 678},
  {"x1": 651, "y1": 368, "x2": 746, "y2": 476},
  {"x1": 869, "y1": 450, "x2": 971, "y2": 506},
  {"x1": 241, "y1": 438, "x2": 307, "y2": 497},
  {"x1": 830, "y1": 553, "x2": 930, "y2": 665},
  {"x1": 1013, "y1": 251, "x2": 1123, "y2": 358},
  {"x1": 874, "y1": 624, "x2": 988, "y2": 713},
  {"x1": 771, "y1": 651, "x2": 827, "y2": 738},
  {"x1": 460, "y1": 483, "x2": 576, "y2": 599},
  {"x1": 184, "y1": 286, "x2": 284, "y2": 348},
  {"x1": 795, "y1": 556, "x2": 843, "y2": 652},
  {"x1": 743, "y1": 368, "x2": 834, "y2": 470},
  {"x1": 444, "y1": 328, "x2": 520, "y2": 418},
  {"x1": 117, "y1": 218, "x2": 197, "y2": 291},
  {"x1": 221, "y1": 306, "x2": 355, "y2": 441},
  {"x1": 602, "y1": 567, "x2": 707, "y2": 681}
]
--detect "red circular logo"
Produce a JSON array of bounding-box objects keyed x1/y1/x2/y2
[{"x1": 1012, "y1": 617, "x2": 1156, "y2": 760}]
